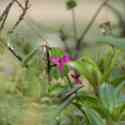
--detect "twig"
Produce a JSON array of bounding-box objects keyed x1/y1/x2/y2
[
  {"x1": 0, "y1": 0, "x2": 16, "y2": 31},
  {"x1": 15, "y1": 0, "x2": 25, "y2": 10},
  {"x1": 8, "y1": 46, "x2": 23, "y2": 62},
  {"x1": 9, "y1": 0, "x2": 30, "y2": 33},
  {"x1": 0, "y1": 13, "x2": 8, "y2": 31},
  {"x1": 0, "y1": 38, "x2": 23, "y2": 63},
  {"x1": 73, "y1": 102, "x2": 86, "y2": 116},
  {"x1": 0, "y1": 0, "x2": 16, "y2": 22},
  {"x1": 76, "y1": 0, "x2": 110, "y2": 49}
]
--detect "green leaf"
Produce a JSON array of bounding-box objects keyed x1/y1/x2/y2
[
  {"x1": 78, "y1": 93, "x2": 97, "y2": 104},
  {"x1": 97, "y1": 47, "x2": 114, "y2": 73},
  {"x1": 111, "y1": 76, "x2": 125, "y2": 86},
  {"x1": 23, "y1": 47, "x2": 39, "y2": 66},
  {"x1": 49, "y1": 67, "x2": 61, "y2": 79},
  {"x1": 59, "y1": 85, "x2": 82, "y2": 101},
  {"x1": 115, "y1": 81, "x2": 125, "y2": 97},
  {"x1": 49, "y1": 48, "x2": 65, "y2": 57},
  {"x1": 102, "y1": 49, "x2": 120, "y2": 82},
  {"x1": 99, "y1": 84, "x2": 115, "y2": 114},
  {"x1": 48, "y1": 84, "x2": 66, "y2": 96},
  {"x1": 68, "y1": 57, "x2": 102, "y2": 89},
  {"x1": 59, "y1": 93, "x2": 76, "y2": 115},
  {"x1": 99, "y1": 83, "x2": 125, "y2": 121},
  {"x1": 83, "y1": 107, "x2": 106, "y2": 125}
]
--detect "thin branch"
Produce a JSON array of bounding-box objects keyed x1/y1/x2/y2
[
  {"x1": 0, "y1": 0, "x2": 16, "y2": 22},
  {"x1": 0, "y1": 13, "x2": 8, "y2": 31},
  {"x1": 76, "y1": 0, "x2": 110, "y2": 49},
  {"x1": 0, "y1": 38, "x2": 23, "y2": 63},
  {"x1": 9, "y1": 0, "x2": 30, "y2": 33},
  {"x1": 15, "y1": 0, "x2": 25, "y2": 10},
  {"x1": 0, "y1": 0, "x2": 16, "y2": 32},
  {"x1": 8, "y1": 46, "x2": 23, "y2": 62},
  {"x1": 73, "y1": 102, "x2": 86, "y2": 116}
]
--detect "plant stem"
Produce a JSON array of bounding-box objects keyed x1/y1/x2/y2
[
  {"x1": 72, "y1": 8, "x2": 78, "y2": 42},
  {"x1": 9, "y1": 0, "x2": 30, "y2": 33},
  {"x1": 8, "y1": 46, "x2": 23, "y2": 62},
  {"x1": 0, "y1": 38, "x2": 23, "y2": 64},
  {"x1": 76, "y1": 0, "x2": 110, "y2": 49},
  {"x1": 66, "y1": 75, "x2": 73, "y2": 88},
  {"x1": 73, "y1": 102, "x2": 86, "y2": 116},
  {"x1": 15, "y1": 0, "x2": 25, "y2": 10},
  {"x1": 0, "y1": 0, "x2": 16, "y2": 32}
]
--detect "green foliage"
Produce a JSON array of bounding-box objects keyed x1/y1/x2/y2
[
  {"x1": 49, "y1": 48, "x2": 65, "y2": 57},
  {"x1": 99, "y1": 83, "x2": 125, "y2": 121},
  {"x1": 0, "y1": 95, "x2": 26, "y2": 125},
  {"x1": 101, "y1": 49, "x2": 120, "y2": 82},
  {"x1": 1, "y1": 39, "x2": 125, "y2": 125},
  {"x1": 1, "y1": 1, "x2": 125, "y2": 124},
  {"x1": 0, "y1": 74, "x2": 17, "y2": 94},
  {"x1": 48, "y1": 84, "x2": 66, "y2": 96},
  {"x1": 83, "y1": 107, "x2": 106, "y2": 125},
  {"x1": 23, "y1": 47, "x2": 39, "y2": 66},
  {"x1": 49, "y1": 67, "x2": 61, "y2": 79},
  {"x1": 68, "y1": 56, "x2": 102, "y2": 91},
  {"x1": 96, "y1": 36, "x2": 125, "y2": 49},
  {"x1": 22, "y1": 55, "x2": 49, "y2": 97},
  {"x1": 0, "y1": 32, "x2": 8, "y2": 55}
]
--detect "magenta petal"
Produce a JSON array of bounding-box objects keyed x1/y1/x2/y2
[
  {"x1": 58, "y1": 63, "x2": 64, "y2": 72},
  {"x1": 63, "y1": 55, "x2": 72, "y2": 64},
  {"x1": 49, "y1": 57, "x2": 60, "y2": 65},
  {"x1": 71, "y1": 74, "x2": 82, "y2": 84},
  {"x1": 75, "y1": 78, "x2": 82, "y2": 84},
  {"x1": 50, "y1": 54, "x2": 73, "y2": 72},
  {"x1": 50, "y1": 57, "x2": 64, "y2": 72}
]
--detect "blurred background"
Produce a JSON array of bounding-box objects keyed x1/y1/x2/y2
[{"x1": 0, "y1": 0, "x2": 124, "y2": 47}]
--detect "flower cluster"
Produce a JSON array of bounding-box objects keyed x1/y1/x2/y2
[{"x1": 49, "y1": 53, "x2": 82, "y2": 84}]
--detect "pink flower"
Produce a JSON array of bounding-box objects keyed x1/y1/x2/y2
[
  {"x1": 50, "y1": 52, "x2": 82, "y2": 85},
  {"x1": 50, "y1": 55, "x2": 73, "y2": 72},
  {"x1": 71, "y1": 73, "x2": 82, "y2": 84}
]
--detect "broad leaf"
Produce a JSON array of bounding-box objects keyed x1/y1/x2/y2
[
  {"x1": 99, "y1": 83, "x2": 125, "y2": 121},
  {"x1": 83, "y1": 107, "x2": 106, "y2": 125},
  {"x1": 23, "y1": 47, "x2": 39, "y2": 66},
  {"x1": 68, "y1": 57, "x2": 102, "y2": 89},
  {"x1": 101, "y1": 49, "x2": 120, "y2": 82},
  {"x1": 49, "y1": 48, "x2": 65, "y2": 57}
]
